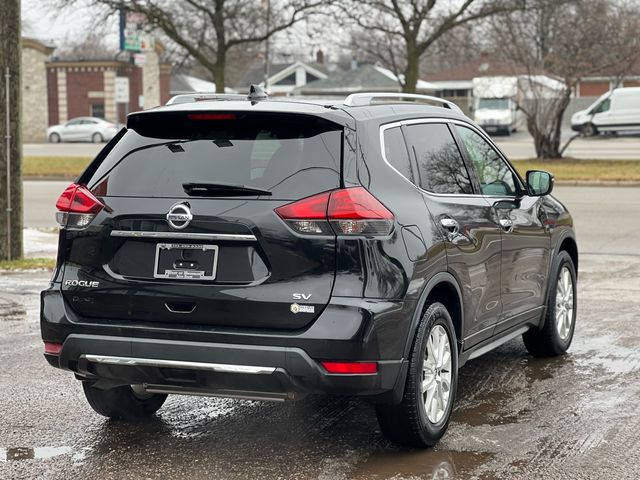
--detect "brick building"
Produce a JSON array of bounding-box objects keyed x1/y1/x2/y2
[
  {"x1": 22, "y1": 38, "x2": 55, "y2": 142},
  {"x1": 21, "y1": 38, "x2": 171, "y2": 142}
]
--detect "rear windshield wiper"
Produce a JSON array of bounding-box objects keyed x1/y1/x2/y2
[{"x1": 182, "y1": 182, "x2": 272, "y2": 197}]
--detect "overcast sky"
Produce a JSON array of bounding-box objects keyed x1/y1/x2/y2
[
  {"x1": 21, "y1": 0, "x2": 344, "y2": 64},
  {"x1": 22, "y1": 0, "x2": 119, "y2": 48}
]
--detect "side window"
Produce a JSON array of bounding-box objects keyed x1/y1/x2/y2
[
  {"x1": 454, "y1": 125, "x2": 518, "y2": 196},
  {"x1": 403, "y1": 123, "x2": 473, "y2": 194},
  {"x1": 382, "y1": 126, "x2": 414, "y2": 183},
  {"x1": 591, "y1": 98, "x2": 610, "y2": 114}
]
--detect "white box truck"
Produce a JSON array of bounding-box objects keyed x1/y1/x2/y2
[{"x1": 472, "y1": 76, "x2": 525, "y2": 135}]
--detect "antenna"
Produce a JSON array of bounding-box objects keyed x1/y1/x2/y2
[{"x1": 248, "y1": 84, "x2": 268, "y2": 102}]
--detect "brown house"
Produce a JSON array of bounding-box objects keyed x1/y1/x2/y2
[{"x1": 46, "y1": 58, "x2": 172, "y2": 126}]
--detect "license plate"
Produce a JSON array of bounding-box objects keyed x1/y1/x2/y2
[{"x1": 153, "y1": 243, "x2": 218, "y2": 280}]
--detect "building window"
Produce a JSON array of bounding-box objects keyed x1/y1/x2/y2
[
  {"x1": 437, "y1": 89, "x2": 469, "y2": 98},
  {"x1": 275, "y1": 73, "x2": 296, "y2": 85},
  {"x1": 91, "y1": 103, "x2": 105, "y2": 119}
]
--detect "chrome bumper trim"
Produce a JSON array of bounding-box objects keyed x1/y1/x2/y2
[
  {"x1": 82, "y1": 354, "x2": 276, "y2": 375},
  {"x1": 110, "y1": 230, "x2": 257, "y2": 242}
]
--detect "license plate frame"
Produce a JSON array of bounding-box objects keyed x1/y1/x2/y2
[{"x1": 153, "y1": 243, "x2": 218, "y2": 281}]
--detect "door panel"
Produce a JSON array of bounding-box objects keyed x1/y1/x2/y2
[
  {"x1": 452, "y1": 123, "x2": 550, "y2": 330},
  {"x1": 62, "y1": 120, "x2": 83, "y2": 141},
  {"x1": 425, "y1": 195, "x2": 503, "y2": 346},
  {"x1": 492, "y1": 196, "x2": 550, "y2": 327},
  {"x1": 402, "y1": 121, "x2": 503, "y2": 347}
]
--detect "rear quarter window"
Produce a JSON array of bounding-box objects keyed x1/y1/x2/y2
[
  {"x1": 382, "y1": 126, "x2": 414, "y2": 183},
  {"x1": 83, "y1": 112, "x2": 342, "y2": 200}
]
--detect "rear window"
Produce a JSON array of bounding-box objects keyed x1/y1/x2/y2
[{"x1": 83, "y1": 112, "x2": 342, "y2": 199}]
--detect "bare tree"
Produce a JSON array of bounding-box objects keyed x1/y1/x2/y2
[
  {"x1": 492, "y1": 0, "x2": 640, "y2": 158},
  {"x1": 0, "y1": 0, "x2": 22, "y2": 261},
  {"x1": 55, "y1": 31, "x2": 119, "y2": 60},
  {"x1": 343, "y1": 0, "x2": 519, "y2": 93},
  {"x1": 61, "y1": 0, "x2": 328, "y2": 92}
]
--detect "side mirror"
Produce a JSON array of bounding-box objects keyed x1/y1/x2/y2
[{"x1": 526, "y1": 170, "x2": 554, "y2": 196}]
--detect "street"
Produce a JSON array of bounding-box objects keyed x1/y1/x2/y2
[
  {"x1": 2, "y1": 185, "x2": 640, "y2": 479},
  {"x1": 24, "y1": 130, "x2": 640, "y2": 160},
  {"x1": 22, "y1": 182, "x2": 640, "y2": 255},
  {"x1": 494, "y1": 131, "x2": 640, "y2": 160}
]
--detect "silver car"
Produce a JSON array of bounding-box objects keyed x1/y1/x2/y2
[{"x1": 47, "y1": 117, "x2": 119, "y2": 143}]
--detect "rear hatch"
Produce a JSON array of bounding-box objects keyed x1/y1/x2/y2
[{"x1": 59, "y1": 110, "x2": 343, "y2": 330}]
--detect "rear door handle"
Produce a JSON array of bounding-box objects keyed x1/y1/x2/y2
[
  {"x1": 440, "y1": 217, "x2": 460, "y2": 236},
  {"x1": 499, "y1": 218, "x2": 513, "y2": 232}
]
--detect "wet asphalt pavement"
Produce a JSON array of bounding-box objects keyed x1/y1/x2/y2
[{"x1": 3, "y1": 190, "x2": 640, "y2": 479}]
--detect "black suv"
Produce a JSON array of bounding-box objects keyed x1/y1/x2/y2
[{"x1": 41, "y1": 90, "x2": 578, "y2": 447}]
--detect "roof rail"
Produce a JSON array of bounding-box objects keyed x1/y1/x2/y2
[{"x1": 343, "y1": 92, "x2": 462, "y2": 113}]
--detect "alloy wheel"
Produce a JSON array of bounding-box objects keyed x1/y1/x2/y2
[
  {"x1": 422, "y1": 325, "x2": 452, "y2": 423},
  {"x1": 555, "y1": 266, "x2": 574, "y2": 340}
]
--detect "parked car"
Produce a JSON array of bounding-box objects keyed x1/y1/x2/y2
[
  {"x1": 47, "y1": 117, "x2": 119, "y2": 143},
  {"x1": 571, "y1": 87, "x2": 640, "y2": 136},
  {"x1": 42, "y1": 89, "x2": 578, "y2": 448}
]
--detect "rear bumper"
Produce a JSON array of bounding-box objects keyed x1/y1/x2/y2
[
  {"x1": 41, "y1": 288, "x2": 409, "y2": 402},
  {"x1": 46, "y1": 334, "x2": 404, "y2": 400}
]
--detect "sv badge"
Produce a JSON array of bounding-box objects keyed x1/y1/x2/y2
[{"x1": 292, "y1": 293, "x2": 312, "y2": 301}]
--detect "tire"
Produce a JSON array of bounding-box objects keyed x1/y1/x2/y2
[
  {"x1": 582, "y1": 123, "x2": 597, "y2": 137},
  {"x1": 49, "y1": 132, "x2": 61, "y2": 143},
  {"x1": 82, "y1": 382, "x2": 167, "y2": 420},
  {"x1": 376, "y1": 302, "x2": 458, "y2": 447},
  {"x1": 91, "y1": 132, "x2": 104, "y2": 143},
  {"x1": 523, "y1": 251, "x2": 577, "y2": 357}
]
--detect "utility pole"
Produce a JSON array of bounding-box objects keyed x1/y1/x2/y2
[
  {"x1": 263, "y1": 0, "x2": 271, "y2": 90},
  {"x1": 0, "y1": 0, "x2": 23, "y2": 261}
]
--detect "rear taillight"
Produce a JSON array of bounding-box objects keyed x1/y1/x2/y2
[
  {"x1": 55, "y1": 183, "x2": 104, "y2": 229},
  {"x1": 321, "y1": 361, "x2": 378, "y2": 374},
  {"x1": 275, "y1": 187, "x2": 394, "y2": 236},
  {"x1": 44, "y1": 342, "x2": 63, "y2": 356}
]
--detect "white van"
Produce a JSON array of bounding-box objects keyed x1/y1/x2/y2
[{"x1": 571, "y1": 87, "x2": 640, "y2": 136}]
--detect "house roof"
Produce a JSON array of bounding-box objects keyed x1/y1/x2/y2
[
  {"x1": 236, "y1": 61, "x2": 329, "y2": 90},
  {"x1": 425, "y1": 54, "x2": 640, "y2": 85},
  {"x1": 295, "y1": 64, "x2": 437, "y2": 95},
  {"x1": 425, "y1": 57, "x2": 529, "y2": 82},
  {"x1": 171, "y1": 73, "x2": 236, "y2": 94}
]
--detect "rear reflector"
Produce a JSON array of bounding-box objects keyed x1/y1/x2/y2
[
  {"x1": 55, "y1": 183, "x2": 104, "y2": 229},
  {"x1": 321, "y1": 361, "x2": 378, "y2": 374},
  {"x1": 187, "y1": 113, "x2": 237, "y2": 121},
  {"x1": 44, "y1": 342, "x2": 63, "y2": 355},
  {"x1": 275, "y1": 187, "x2": 394, "y2": 236}
]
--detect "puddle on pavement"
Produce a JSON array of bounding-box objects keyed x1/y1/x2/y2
[
  {"x1": 0, "y1": 301, "x2": 27, "y2": 320},
  {"x1": 454, "y1": 390, "x2": 516, "y2": 427},
  {"x1": 454, "y1": 355, "x2": 568, "y2": 427},
  {"x1": 351, "y1": 448, "x2": 493, "y2": 479},
  {"x1": 0, "y1": 446, "x2": 72, "y2": 461}
]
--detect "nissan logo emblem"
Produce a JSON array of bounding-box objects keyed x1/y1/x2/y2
[{"x1": 166, "y1": 203, "x2": 193, "y2": 230}]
